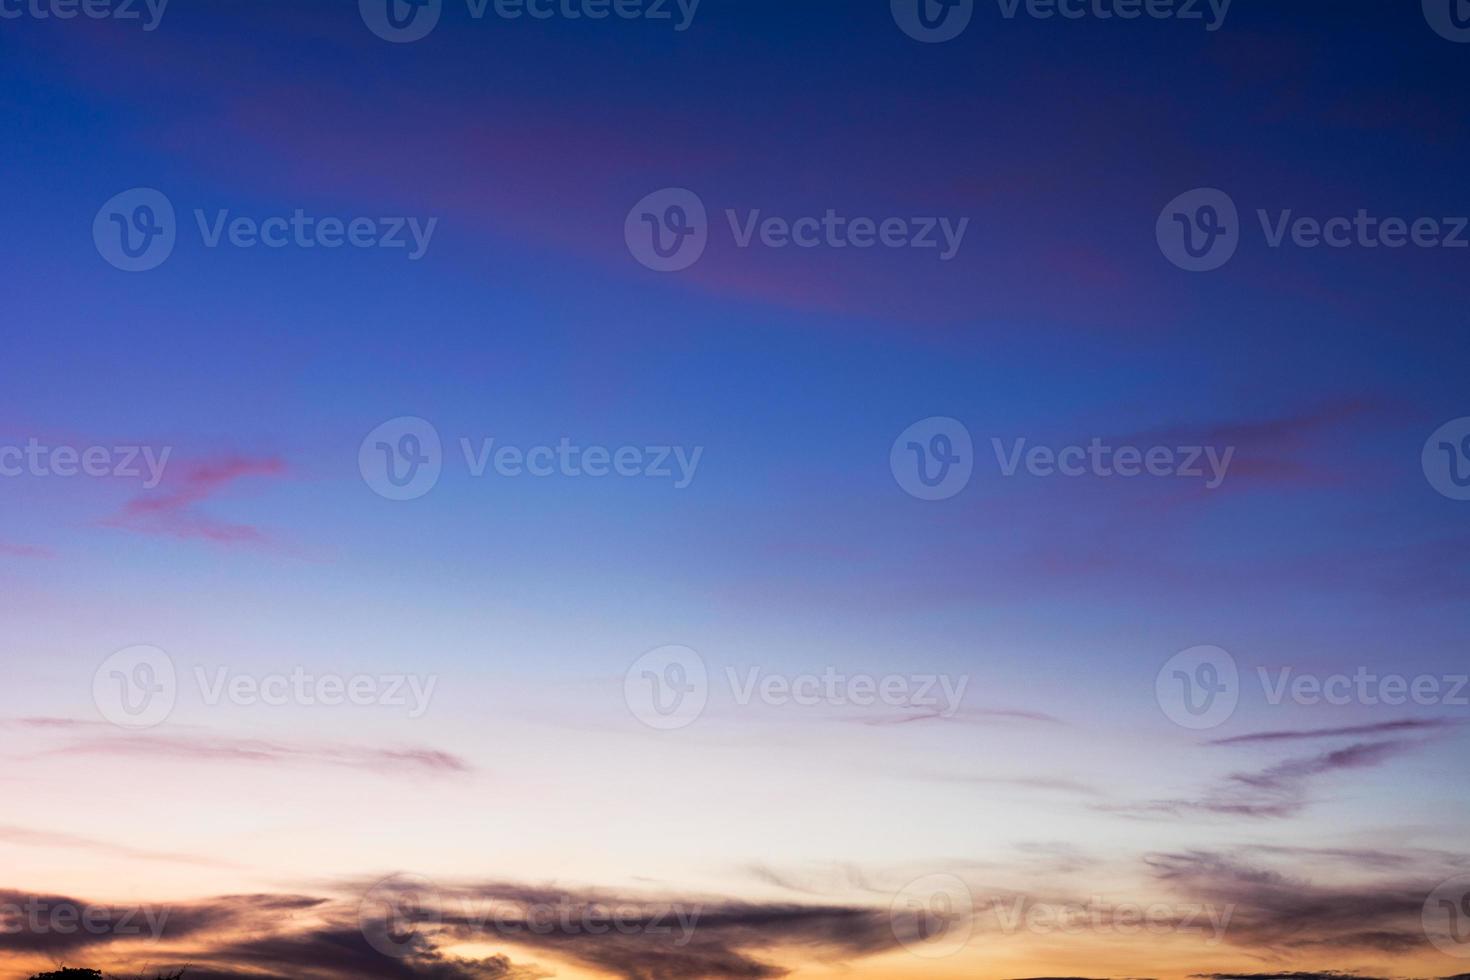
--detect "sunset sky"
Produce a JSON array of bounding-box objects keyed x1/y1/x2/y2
[{"x1": 1, "y1": 1, "x2": 1468, "y2": 978}]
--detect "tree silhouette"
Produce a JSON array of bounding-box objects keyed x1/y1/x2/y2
[{"x1": 28, "y1": 971, "x2": 185, "y2": 980}]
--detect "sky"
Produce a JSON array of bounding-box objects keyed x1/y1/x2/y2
[{"x1": 1, "y1": 0, "x2": 1469, "y2": 978}]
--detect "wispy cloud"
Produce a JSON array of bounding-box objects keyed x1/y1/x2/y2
[
  {"x1": 1105, "y1": 741, "x2": 1417, "y2": 820},
  {"x1": 1149, "y1": 850, "x2": 1449, "y2": 954},
  {"x1": 1210, "y1": 718, "x2": 1458, "y2": 745},
  {"x1": 47, "y1": 733, "x2": 471, "y2": 775},
  {"x1": 915, "y1": 773, "x2": 1105, "y2": 798},
  {"x1": 0, "y1": 824, "x2": 233, "y2": 868},
  {"x1": 101, "y1": 454, "x2": 287, "y2": 545}
]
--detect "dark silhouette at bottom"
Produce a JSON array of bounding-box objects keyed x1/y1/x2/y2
[{"x1": 29, "y1": 970, "x2": 185, "y2": 980}]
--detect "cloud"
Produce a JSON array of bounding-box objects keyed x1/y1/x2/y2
[
  {"x1": 0, "y1": 824, "x2": 232, "y2": 868},
  {"x1": 915, "y1": 773, "x2": 1105, "y2": 798},
  {"x1": 174, "y1": 926, "x2": 544, "y2": 980},
  {"x1": 46, "y1": 733, "x2": 472, "y2": 776},
  {"x1": 359, "y1": 878, "x2": 928, "y2": 980},
  {"x1": 1120, "y1": 397, "x2": 1406, "y2": 492},
  {"x1": 0, "y1": 880, "x2": 927, "y2": 980},
  {"x1": 0, "y1": 889, "x2": 322, "y2": 958},
  {"x1": 1209, "y1": 719, "x2": 1458, "y2": 745},
  {"x1": 101, "y1": 454, "x2": 287, "y2": 545},
  {"x1": 1104, "y1": 741, "x2": 1417, "y2": 820},
  {"x1": 1147, "y1": 850, "x2": 1441, "y2": 954},
  {"x1": 854, "y1": 705, "x2": 1060, "y2": 727}
]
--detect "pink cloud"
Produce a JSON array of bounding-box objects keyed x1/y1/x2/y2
[{"x1": 101, "y1": 455, "x2": 288, "y2": 545}]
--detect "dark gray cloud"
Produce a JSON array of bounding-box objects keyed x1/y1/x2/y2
[
  {"x1": 1209, "y1": 719, "x2": 1457, "y2": 746},
  {"x1": 1103, "y1": 740, "x2": 1416, "y2": 819},
  {"x1": 1148, "y1": 851, "x2": 1441, "y2": 953}
]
